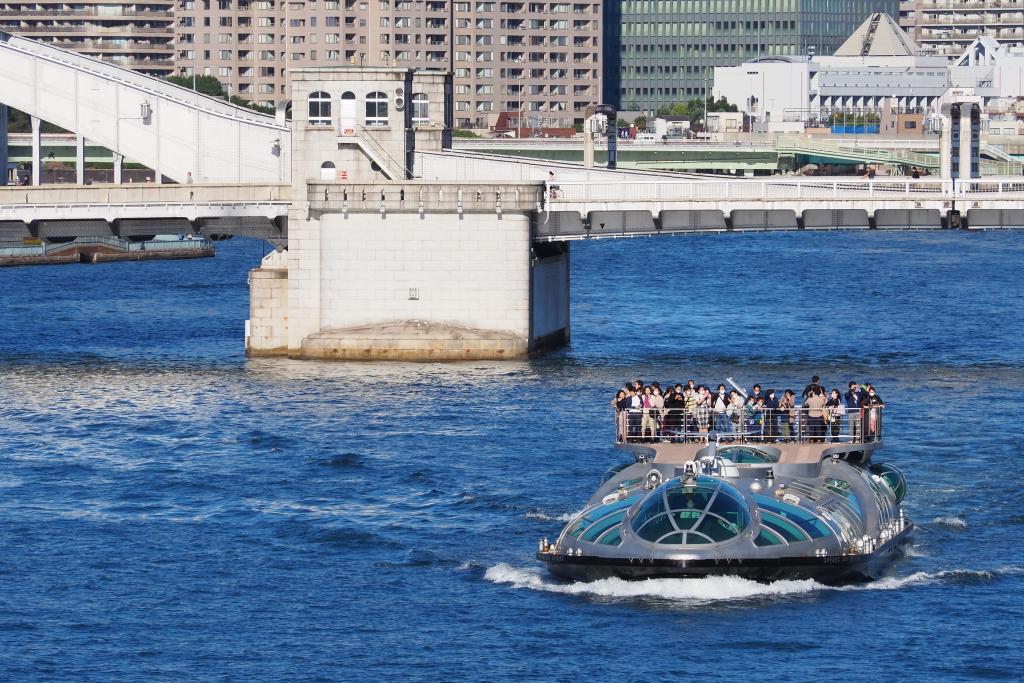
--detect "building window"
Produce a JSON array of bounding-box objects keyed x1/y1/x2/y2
[
  {"x1": 365, "y1": 91, "x2": 388, "y2": 126},
  {"x1": 308, "y1": 91, "x2": 332, "y2": 125},
  {"x1": 411, "y1": 92, "x2": 428, "y2": 122}
]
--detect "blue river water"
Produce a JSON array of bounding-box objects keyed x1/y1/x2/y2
[{"x1": 1, "y1": 231, "x2": 1023, "y2": 681}]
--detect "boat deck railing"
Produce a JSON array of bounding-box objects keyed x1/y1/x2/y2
[{"x1": 615, "y1": 405, "x2": 883, "y2": 445}]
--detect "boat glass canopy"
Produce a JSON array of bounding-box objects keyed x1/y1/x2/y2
[{"x1": 631, "y1": 476, "x2": 751, "y2": 545}]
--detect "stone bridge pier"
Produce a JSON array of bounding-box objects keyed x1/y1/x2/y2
[
  {"x1": 246, "y1": 182, "x2": 569, "y2": 360},
  {"x1": 245, "y1": 66, "x2": 570, "y2": 361}
]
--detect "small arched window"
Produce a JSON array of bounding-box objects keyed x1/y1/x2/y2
[
  {"x1": 319, "y1": 160, "x2": 336, "y2": 180},
  {"x1": 411, "y1": 92, "x2": 428, "y2": 123},
  {"x1": 308, "y1": 91, "x2": 331, "y2": 126},
  {"x1": 365, "y1": 91, "x2": 388, "y2": 127}
]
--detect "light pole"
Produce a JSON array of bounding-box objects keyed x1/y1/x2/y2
[{"x1": 703, "y1": 73, "x2": 709, "y2": 134}]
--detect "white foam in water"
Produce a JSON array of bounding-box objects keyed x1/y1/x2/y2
[
  {"x1": 484, "y1": 564, "x2": 821, "y2": 602},
  {"x1": 484, "y1": 564, "x2": 1023, "y2": 602},
  {"x1": 525, "y1": 509, "x2": 581, "y2": 523},
  {"x1": 933, "y1": 516, "x2": 968, "y2": 529}
]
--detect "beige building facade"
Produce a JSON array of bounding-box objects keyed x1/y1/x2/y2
[
  {"x1": 172, "y1": 0, "x2": 601, "y2": 130},
  {"x1": 900, "y1": 0, "x2": 1024, "y2": 57},
  {"x1": 0, "y1": 0, "x2": 175, "y2": 75}
]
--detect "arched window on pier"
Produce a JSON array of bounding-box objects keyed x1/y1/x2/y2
[
  {"x1": 308, "y1": 91, "x2": 331, "y2": 126},
  {"x1": 365, "y1": 91, "x2": 388, "y2": 127},
  {"x1": 320, "y1": 160, "x2": 336, "y2": 180},
  {"x1": 411, "y1": 93, "x2": 429, "y2": 123}
]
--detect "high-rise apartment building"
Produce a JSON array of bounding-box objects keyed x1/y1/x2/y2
[
  {"x1": 899, "y1": 0, "x2": 1024, "y2": 57},
  {"x1": 173, "y1": 0, "x2": 602, "y2": 130},
  {"x1": 610, "y1": 0, "x2": 898, "y2": 114},
  {"x1": 0, "y1": 0, "x2": 175, "y2": 75}
]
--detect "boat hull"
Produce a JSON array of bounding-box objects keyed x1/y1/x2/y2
[{"x1": 540, "y1": 525, "x2": 912, "y2": 585}]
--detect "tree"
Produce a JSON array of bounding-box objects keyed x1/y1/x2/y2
[
  {"x1": 5, "y1": 108, "x2": 67, "y2": 134},
  {"x1": 653, "y1": 96, "x2": 738, "y2": 126},
  {"x1": 166, "y1": 75, "x2": 225, "y2": 97},
  {"x1": 164, "y1": 75, "x2": 274, "y2": 115}
]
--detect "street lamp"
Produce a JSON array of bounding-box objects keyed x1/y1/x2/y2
[{"x1": 703, "y1": 73, "x2": 709, "y2": 134}]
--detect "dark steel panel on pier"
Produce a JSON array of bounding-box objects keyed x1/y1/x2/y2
[
  {"x1": 35, "y1": 219, "x2": 111, "y2": 239},
  {"x1": 586, "y1": 210, "x2": 656, "y2": 235},
  {"x1": 534, "y1": 211, "x2": 586, "y2": 240},
  {"x1": 659, "y1": 210, "x2": 727, "y2": 232},
  {"x1": 197, "y1": 216, "x2": 284, "y2": 239},
  {"x1": 0, "y1": 220, "x2": 30, "y2": 241},
  {"x1": 117, "y1": 218, "x2": 192, "y2": 237},
  {"x1": 729, "y1": 210, "x2": 798, "y2": 231},
  {"x1": 874, "y1": 209, "x2": 942, "y2": 230},
  {"x1": 965, "y1": 208, "x2": 1024, "y2": 230},
  {"x1": 802, "y1": 209, "x2": 871, "y2": 230}
]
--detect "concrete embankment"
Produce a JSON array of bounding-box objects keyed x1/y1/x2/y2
[{"x1": 0, "y1": 240, "x2": 215, "y2": 267}]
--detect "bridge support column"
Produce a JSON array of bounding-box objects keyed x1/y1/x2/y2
[
  {"x1": 30, "y1": 115, "x2": 40, "y2": 186},
  {"x1": 76, "y1": 134, "x2": 85, "y2": 185},
  {"x1": 250, "y1": 205, "x2": 569, "y2": 361},
  {"x1": 113, "y1": 153, "x2": 123, "y2": 184}
]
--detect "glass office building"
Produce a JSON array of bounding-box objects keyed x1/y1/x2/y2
[{"x1": 608, "y1": 0, "x2": 898, "y2": 113}]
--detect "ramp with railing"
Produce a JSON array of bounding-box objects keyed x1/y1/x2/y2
[
  {"x1": 0, "y1": 31, "x2": 290, "y2": 184},
  {"x1": 777, "y1": 135, "x2": 1023, "y2": 176}
]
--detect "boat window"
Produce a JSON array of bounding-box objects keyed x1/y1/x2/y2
[
  {"x1": 580, "y1": 510, "x2": 626, "y2": 543},
  {"x1": 717, "y1": 446, "x2": 780, "y2": 464},
  {"x1": 696, "y1": 514, "x2": 743, "y2": 542},
  {"x1": 760, "y1": 511, "x2": 810, "y2": 543},
  {"x1": 825, "y1": 478, "x2": 863, "y2": 518},
  {"x1": 869, "y1": 462, "x2": 907, "y2": 503},
  {"x1": 566, "y1": 493, "x2": 641, "y2": 539},
  {"x1": 754, "y1": 527, "x2": 785, "y2": 546},
  {"x1": 860, "y1": 470, "x2": 897, "y2": 523},
  {"x1": 597, "y1": 528, "x2": 622, "y2": 546},
  {"x1": 683, "y1": 532, "x2": 712, "y2": 544},
  {"x1": 755, "y1": 495, "x2": 832, "y2": 539},
  {"x1": 637, "y1": 512, "x2": 676, "y2": 542},
  {"x1": 671, "y1": 509, "x2": 703, "y2": 530}
]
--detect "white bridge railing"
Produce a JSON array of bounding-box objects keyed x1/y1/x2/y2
[{"x1": 545, "y1": 178, "x2": 1024, "y2": 204}]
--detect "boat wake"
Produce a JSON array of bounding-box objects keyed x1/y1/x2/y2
[
  {"x1": 524, "y1": 509, "x2": 581, "y2": 523},
  {"x1": 483, "y1": 564, "x2": 1021, "y2": 603},
  {"x1": 932, "y1": 516, "x2": 968, "y2": 530}
]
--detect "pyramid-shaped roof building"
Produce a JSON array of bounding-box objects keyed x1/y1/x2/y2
[{"x1": 834, "y1": 13, "x2": 919, "y2": 57}]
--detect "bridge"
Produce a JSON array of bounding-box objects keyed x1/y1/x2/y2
[
  {"x1": 2, "y1": 33, "x2": 1023, "y2": 362},
  {"x1": 539, "y1": 177, "x2": 1024, "y2": 236},
  {"x1": 0, "y1": 183, "x2": 288, "y2": 242},
  {"x1": 452, "y1": 135, "x2": 1024, "y2": 176}
]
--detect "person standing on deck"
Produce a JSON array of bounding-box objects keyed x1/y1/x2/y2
[
  {"x1": 713, "y1": 385, "x2": 730, "y2": 435},
  {"x1": 845, "y1": 381, "x2": 864, "y2": 441},
  {"x1": 802, "y1": 375, "x2": 824, "y2": 401},
  {"x1": 860, "y1": 386, "x2": 885, "y2": 441},
  {"x1": 764, "y1": 388, "x2": 779, "y2": 441},
  {"x1": 804, "y1": 387, "x2": 828, "y2": 442}
]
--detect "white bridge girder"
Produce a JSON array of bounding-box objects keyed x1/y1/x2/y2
[{"x1": 0, "y1": 32, "x2": 290, "y2": 184}]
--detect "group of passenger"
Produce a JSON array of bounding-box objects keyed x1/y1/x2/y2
[{"x1": 613, "y1": 375, "x2": 885, "y2": 444}]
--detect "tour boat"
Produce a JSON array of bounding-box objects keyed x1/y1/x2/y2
[{"x1": 537, "y1": 420, "x2": 911, "y2": 584}]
